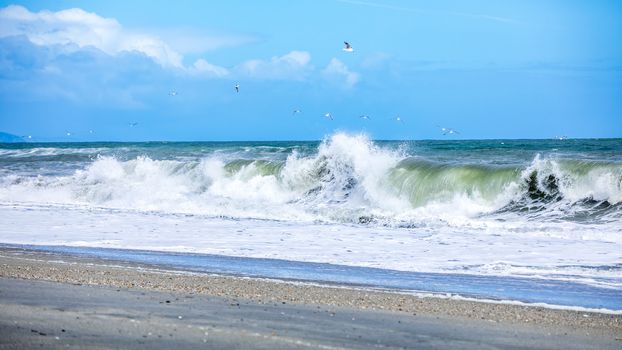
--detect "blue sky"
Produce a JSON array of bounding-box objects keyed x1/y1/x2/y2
[{"x1": 0, "y1": 0, "x2": 621, "y2": 141}]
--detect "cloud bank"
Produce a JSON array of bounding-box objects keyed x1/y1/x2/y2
[
  {"x1": 0, "y1": 5, "x2": 360, "y2": 88},
  {"x1": 0, "y1": 5, "x2": 185, "y2": 68}
]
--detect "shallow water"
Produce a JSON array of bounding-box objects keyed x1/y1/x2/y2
[{"x1": 4, "y1": 244, "x2": 621, "y2": 311}]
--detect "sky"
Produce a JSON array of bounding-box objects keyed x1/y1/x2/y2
[{"x1": 0, "y1": 0, "x2": 620, "y2": 141}]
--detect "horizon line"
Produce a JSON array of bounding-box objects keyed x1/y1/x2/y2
[{"x1": 2, "y1": 137, "x2": 621, "y2": 144}]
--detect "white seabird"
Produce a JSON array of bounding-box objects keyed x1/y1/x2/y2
[
  {"x1": 324, "y1": 112, "x2": 333, "y2": 120},
  {"x1": 438, "y1": 126, "x2": 460, "y2": 135},
  {"x1": 235, "y1": 84, "x2": 240, "y2": 93},
  {"x1": 169, "y1": 89, "x2": 178, "y2": 97},
  {"x1": 292, "y1": 109, "x2": 302, "y2": 115},
  {"x1": 359, "y1": 115, "x2": 370, "y2": 120},
  {"x1": 343, "y1": 41, "x2": 354, "y2": 52},
  {"x1": 129, "y1": 122, "x2": 138, "y2": 127}
]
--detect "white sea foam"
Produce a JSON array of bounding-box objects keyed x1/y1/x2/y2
[
  {"x1": 0, "y1": 134, "x2": 621, "y2": 291},
  {"x1": 0, "y1": 203, "x2": 620, "y2": 290},
  {"x1": 1, "y1": 133, "x2": 619, "y2": 225}
]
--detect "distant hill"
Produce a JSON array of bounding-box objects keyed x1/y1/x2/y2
[{"x1": 0, "y1": 132, "x2": 25, "y2": 143}]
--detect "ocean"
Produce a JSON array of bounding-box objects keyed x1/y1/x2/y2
[{"x1": 1, "y1": 133, "x2": 621, "y2": 309}]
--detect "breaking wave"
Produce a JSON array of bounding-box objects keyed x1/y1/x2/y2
[{"x1": 0, "y1": 133, "x2": 621, "y2": 224}]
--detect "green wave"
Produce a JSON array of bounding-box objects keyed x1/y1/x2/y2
[
  {"x1": 224, "y1": 159, "x2": 284, "y2": 177},
  {"x1": 389, "y1": 159, "x2": 521, "y2": 206}
]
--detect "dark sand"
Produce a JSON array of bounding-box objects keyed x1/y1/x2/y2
[{"x1": 0, "y1": 247, "x2": 620, "y2": 349}]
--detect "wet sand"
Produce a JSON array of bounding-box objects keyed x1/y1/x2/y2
[{"x1": 0, "y1": 247, "x2": 620, "y2": 349}]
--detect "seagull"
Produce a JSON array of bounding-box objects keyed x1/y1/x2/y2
[
  {"x1": 234, "y1": 84, "x2": 240, "y2": 93},
  {"x1": 65, "y1": 131, "x2": 73, "y2": 137},
  {"x1": 438, "y1": 126, "x2": 460, "y2": 135},
  {"x1": 343, "y1": 41, "x2": 354, "y2": 52},
  {"x1": 390, "y1": 116, "x2": 403, "y2": 123},
  {"x1": 324, "y1": 112, "x2": 333, "y2": 120},
  {"x1": 292, "y1": 109, "x2": 302, "y2": 116},
  {"x1": 169, "y1": 89, "x2": 178, "y2": 97},
  {"x1": 359, "y1": 115, "x2": 370, "y2": 120},
  {"x1": 129, "y1": 122, "x2": 138, "y2": 127}
]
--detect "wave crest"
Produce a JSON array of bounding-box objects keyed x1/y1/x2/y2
[{"x1": 0, "y1": 133, "x2": 620, "y2": 224}]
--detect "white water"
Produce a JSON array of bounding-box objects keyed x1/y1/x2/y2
[
  {"x1": 1, "y1": 133, "x2": 620, "y2": 224},
  {"x1": 0, "y1": 134, "x2": 621, "y2": 289},
  {"x1": 0, "y1": 202, "x2": 620, "y2": 289}
]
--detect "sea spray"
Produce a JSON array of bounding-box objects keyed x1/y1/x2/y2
[{"x1": 0, "y1": 133, "x2": 620, "y2": 224}]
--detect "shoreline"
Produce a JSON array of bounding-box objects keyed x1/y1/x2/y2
[{"x1": 0, "y1": 247, "x2": 620, "y2": 338}]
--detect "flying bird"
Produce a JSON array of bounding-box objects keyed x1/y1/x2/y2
[
  {"x1": 359, "y1": 115, "x2": 370, "y2": 120},
  {"x1": 390, "y1": 116, "x2": 403, "y2": 123},
  {"x1": 438, "y1": 126, "x2": 460, "y2": 135},
  {"x1": 129, "y1": 122, "x2": 138, "y2": 127},
  {"x1": 169, "y1": 89, "x2": 178, "y2": 97},
  {"x1": 235, "y1": 84, "x2": 240, "y2": 93},
  {"x1": 292, "y1": 109, "x2": 302, "y2": 115},
  {"x1": 324, "y1": 112, "x2": 333, "y2": 120},
  {"x1": 343, "y1": 41, "x2": 354, "y2": 52}
]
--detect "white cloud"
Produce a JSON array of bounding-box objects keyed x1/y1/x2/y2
[
  {"x1": 0, "y1": 5, "x2": 361, "y2": 86},
  {"x1": 237, "y1": 50, "x2": 312, "y2": 80},
  {"x1": 322, "y1": 58, "x2": 360, "y2": 88},
  {"x1": 0, "y1": 4, "x2": 232, "y2": 75},
  {"x1": 0, "y1": 5, "x2": 184, "y2": 68},
  {"x1": 193, "y1": 58, "x2": 229, "y2": 77}
]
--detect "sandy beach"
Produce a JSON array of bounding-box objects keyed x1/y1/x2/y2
[{"x1": 0, "y1": 247, "x2": 620, "y2": 349}]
